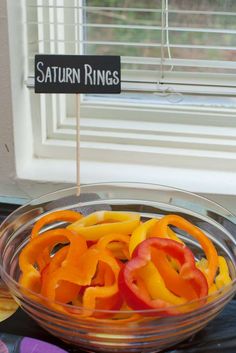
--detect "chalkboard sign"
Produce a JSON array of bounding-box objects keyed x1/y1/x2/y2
[{"x1": 35, "y1": 55, "x2": 121, "y2": 94}]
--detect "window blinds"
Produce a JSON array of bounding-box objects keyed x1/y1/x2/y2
[{"x1": 26, "y1": 0, "x2": 236, "y2": 95}]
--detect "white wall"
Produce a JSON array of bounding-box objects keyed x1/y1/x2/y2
[
  {"x1": 0, "y1": 0, "x2": 21, "y2": 199},
  {"x1": 0, "y1": 0, "x2": 70, "y2": 202}
]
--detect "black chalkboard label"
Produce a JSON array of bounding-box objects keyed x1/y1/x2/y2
[{"x1": 35, "y1": 55, "x2": 121, "y2": 94}]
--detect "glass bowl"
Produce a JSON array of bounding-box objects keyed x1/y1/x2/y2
[{"x1": 0, "y1": 182, "x2": 236, "y2": 353}]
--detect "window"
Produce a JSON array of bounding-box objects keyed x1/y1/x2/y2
[{"x1": 6, "y1": 0, "x2": 236, "y2": 196}]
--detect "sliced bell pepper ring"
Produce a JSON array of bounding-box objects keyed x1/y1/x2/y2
[
  {"x1": 215, "y1": 256, "x2": 232, "y2": 289},
  {"x1": 106, "y1": 242, "x2": 130, "y2": 260},
  {"x1": 151, "y1": 248, "x2": 198, "y2": 300},
  {"x1": 197, "y1": 256, "x2": 232, "y2": 291},
  {"x1": 31, "y1": 210, "x2": 83, "y2": 238},
  {"x1": 67, "y1": 211, "x2": 140, "y2": 241},
  {"x1": 43, "y1": 247, "x2": 120, "y2": 304},
  {"x1": 129, "y1": 218, "x2": 184, "y2": 258},
  {"x1": 19, "y1": 228, "x2": 87, "y2": 293},
  {"x1": 119, "y1": 237, "x2": 208, "y2": 315},
  {"x1": 31, "y1": 210, "x2": 83, "y2": 273},
  {"x1": 41, "y1": 265, "x2": 81, "y2": 304},
  {"x1": 42, "y1": 247, "x2": 99, "y2": 301},
  {"x1": 96, "y1": 233, "x2": 131, "y2": 260},
  {"x1": 83, "y1": 286, "x2": 122, "y2": 318},
  {"x1": 75, "y1": 250, "x2": 121, "y2": 313},
  {"x1": 129, "y1": 219, "x2": 158, "y2": 256},
  {"x1": 77, "y1": 251, "x2": 121, "y2": 316},
  {"x1": 155, "y1": 215, "x2": 218, "y2": 286},
  {"x1": 129, "y1": 218, "x2": 183, "y2": 273},
  {"x1": 40, "y1": 246, "x2": 68, "y2": 297},
  {"x1": 71, "y1": 261, "x2": 123, "y2": 318},
  {"x1": 84, "y1": 258, "x2": 124, "y2": 317},
  {"x1": 137, "y1": 261, "x2": 187, "y2": 305},
  {"x1": 36, "y1": 248, "x2": 52, "y2": 272},
  {"x1": 150, "y1": 221, "x2": 184, "y2": 244},
  {"x1": 93, "y1": 292, "x2": 123, "y2": 318},
  {"x1": 90, "y1": 261, "x2": 115, "y2": 287},
  {"x1": 41, "y1": 246, "x2": 81, "y2": 304}
]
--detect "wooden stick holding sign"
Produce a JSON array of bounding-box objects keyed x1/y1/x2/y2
[
  {"x1": 35, "y1": 55, "x2": 121, "y2": 196},
  {"x1": 76, "y1": 94, "x2": 81, "y2": 195}
]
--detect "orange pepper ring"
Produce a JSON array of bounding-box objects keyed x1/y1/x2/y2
[{"x1": 31, "y1": 210, "x2": 83, "y2": 238}]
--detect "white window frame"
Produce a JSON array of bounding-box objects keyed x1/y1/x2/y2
[{"x1": 2, "y1": 0, "x2": 236, "y2": 203}]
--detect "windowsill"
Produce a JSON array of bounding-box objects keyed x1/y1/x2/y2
[{"x1": 17, "y1": 155, "x2": 236, "y2": 196}]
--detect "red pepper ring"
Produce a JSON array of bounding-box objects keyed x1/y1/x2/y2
[{"x1": 118, "y1": 237, "x2": 208, "y2": 316}]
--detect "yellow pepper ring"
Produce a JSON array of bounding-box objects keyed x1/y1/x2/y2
[
  {"x1": 96, "y1": 233, "x2": 131, "y2": 259},
  {"x1": 67, "y1": 211, "x2": 140, "y2": 241},
  {"x1": 97, "y1": 233, "x2": 130, "y2": 249},
  {"x1": 137, "y1": 262, "x2": 186, "y2": 306},
  {"x1": 129, "y1": 219, "x2": 158, "y2": 256},
  {"x1": 215, "y1": 256, "x2": 232, "y2": 289},
  {"x1": 129, "y1": 218, "x2": 185, "y2": 257},
  {"x1": 198, "y1": 256, "x2": 232, "y2": 291}
]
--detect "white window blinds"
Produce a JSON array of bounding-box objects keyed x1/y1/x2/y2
[{"x1": 26, "y1": 0, "x2": 236, "y2": 96}]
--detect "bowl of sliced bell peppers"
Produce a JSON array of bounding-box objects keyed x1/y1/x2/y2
[{"x1": 0, "y1": 182, "x2": 236, "y2": 353}]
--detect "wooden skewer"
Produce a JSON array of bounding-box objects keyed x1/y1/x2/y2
[{"x1": 76, "y1": 94, "x2": 81, "y2": 196}]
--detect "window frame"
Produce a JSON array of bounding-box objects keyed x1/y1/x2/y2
[{"x1": 4, "y1": 0, "x2": 236, "y2": 200}]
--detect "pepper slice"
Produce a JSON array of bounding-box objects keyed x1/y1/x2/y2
[
  {"x1": 31, "y1": 210, "x2": 83, "y2": 238},
  {"x1": 40, "y1": 245, "x2": 69, "y2": 296},
  {"x1": 74, "y1": 261, "x2": 123, "y2": 318},
  {"x1": 19, "y1": 228, "x2": 87, "y2": 293},
  {"x1": 96, "y1": 233, "x2": 131, "y2": 260},
  {"x1": 18, "y1": 209, "x2": 231, "y2": 321},
  {"x1": 151, "y1": 248, "x2": 198, "y2": 300},
  {"x1": 197, "y1": 256, "x2": 232, "y2": 291},
  {"x1": 215, "y1": 256, "x2": 232, "y2": 289},
  {"x1": 119, "y1": 237, "x2": 208, "y2": 315},
  {"x1": 137, "y1": 261, "x2": 187, "y2": 305},
  {"x1": 41, "y1": 246, "x2": 81, "y2": 304},
  {"x1": 129, "y1": 219, "x2": 157, "y2": 256},
  {"x1": 43, "y1": 247, "x2": 120, "y2": 307},
  {"x1": 129, "y1": 218, "x2": 184, "y2": 257},
  {"x1": 155, "y1": 215, "x2": 218, "y2": 286},
  {"x1": 129, "y1": 218, "x2": 183, "y2": 273},
  {"x1": 31, "y1": 210, "x2": 83, "y2": 272},
  {"x1": 67, "y1": 211, "x2": 140, "y2": 241}
]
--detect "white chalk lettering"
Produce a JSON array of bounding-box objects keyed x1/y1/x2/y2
[
  {"x1": 45, "y1": 67, "x2": 52, "y2": 83},
  {"x1": 72, "y1": 68, "x2": 80, "y2": 83},
  {"x1": 37, "y1": 64, "x2": 81, "y2": 84},
  {"x1": 84, "y1": 66, "x2": 119, "y2": 86},
  {"x1": 36, "y1": 59, "x2": 119, "y2": 89},
  {"x1": 96, "y1": 70, "x2": 105, "y2": 85},
  {"x1": 84, "y1": 64, "x2": 93, "y2": 85},
  {"x1": 58, "y1": 67, "x2": 65, "y2": 83},
  {"x1": 65, "y1": 68, "x2": 73, "y2": 83},
  {"x1": 106, "y1": 70, "x2": 113, "y2": 85},
  {"x1": 51, "y1": 66, "x2": 58, "y2": 83},
  {"x1": 36, "y1": 61, "x2": 45, "y2": 83},
  {"x1": 113, "y1": 71, "x2": 119, "y2": 85}
]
